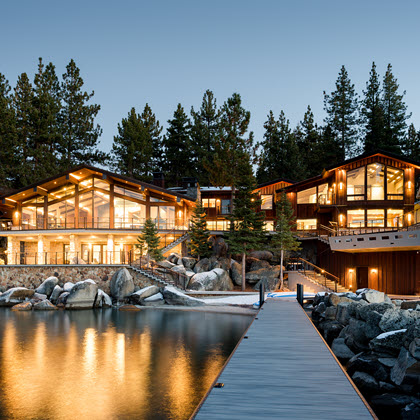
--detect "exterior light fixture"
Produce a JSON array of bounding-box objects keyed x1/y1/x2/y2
[
  {"x1": 349, "y1": 269, "x2": 354, "y2": 273},
  {"x1": 371, "y1": 268, "x2": 377, "y2": 273},
  {"x1": 339, "y1": 182, "x2": 343, "y2": 191},
  {"x1": 407, "y1": 181, "x2": 412, "y2": 189}
]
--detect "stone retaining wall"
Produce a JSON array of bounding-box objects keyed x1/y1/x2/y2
[{"x1": 0, "y1": 265, "x2": 155, "y2": 294}]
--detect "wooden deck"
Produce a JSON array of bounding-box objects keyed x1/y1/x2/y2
[{"x1": 194, "y1": 299, "x2": 375, "y2": 419}]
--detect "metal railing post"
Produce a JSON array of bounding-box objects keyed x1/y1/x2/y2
[{"x1": 259, "y1": 282, "x2": 265, "y2": 308}]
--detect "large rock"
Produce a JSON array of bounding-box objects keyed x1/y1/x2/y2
[
  {"x1": 331, "y1": 337, "x2": 355, "y2": 360},
  {"x1": 249, "y1": 250, "x2": 273, "y2": 261},
  {"x1": 157, "y1": 260, "x2": 176, "y2": 270},
  {"x1": 63, "y1": 282, "x2": 75, "y2": 293},
  {"x1": 409, "y1": 338, "x2": 420, "y2": 359},
  {"x1": 347, "y1": 353, "x2": 389, "y2": 382},
  {"x1": 357, "y1": 301, "x2": 393, "y2": 321},
  {"x1": 194, "y1": 258, "x2": 211, "y2": 273},
  {"x1": 167, "y1": 253, "x2": 181, "y2": 264},
  {"x1": 129, "y1": 286, "x2": 160, "y2": 304},
  {"x1": 33, "y1": 300, "x2": 58, "y2": 310},
  {"x1": 401, "y1": 300, "x2": 420, "y2": 310},
  {"x1": 110, "y1": 268, "x2": 134, "y2": 299},
  {"x1": 361, "y1": 289, "x2": 386, "y2": 303},
  {"x1": 346, "y1": 318, "x2": 369, "y2": 350},
  {"x1": 57, "y1": 292, "x2": 70, "y2": 306},
  {"x1": 50, "y1": 285, "x2": 63, "y2": 304},
  {"x1": 379, "y1": 308, "x2": 420, "y2": 332},
  {"x1": 215, "y1": 257, "x2": 231, "y2": 271},
  {"x1": 35, "y1": 276, "x2": 59, "y2": 297},
  {"x1": 162, "y1": 286, "x2": 204, "y2": 306},
  {"x1": 370, "y1": 394, "x2": 420, "y2": 420},
  {"x1": 11, "y1": 301, "x2": 32, "y2": 311},
  {"x1": 320, "y1": 320, "x2": 343, "y2": 344},
  {"x1": 351, "y1": 371, "x2": 380, "y2": 396},
  {"x1": 189, "y1": 269, "x2": 233, "y2": 291},
  {"x1": 231, "y1": 260, "x2": 243, "y2": 286},
  {"x1": 391, "y1": 347, "x2": 417, "y2": 386},
  {"x1": 370, "y1": 329, "x2": 407, "y2": 356},
  {"x1": 336, "y1": 302, "x2": 353, "y2": 325},
  {"x1": 249, "y1": 259, "x2": 270, "y2": 271},
  {"x1": 329, "y1": 293, "x2": 354, "y2": 306},
  {"x1": 210, "y1": 237, "x2": 228, "y2": 258},
  {"x1": 245, "y1": 265, "x2": 280, "y2": 287},
  {"x1": 0, "y1": 287, "x2": 35, "y2": 307},
  {"x1": 94, "y1": 289, "x2": 112, "y2": 308},
  {"x1": 181, "y1": 257, "x2": 197, "y2": 270},
  {"x1": 143, "y1": 292, "x2": 165, "y2": 306},
  {"x1": 66, "y1": 280, "x2": 98, "y2": 309}
]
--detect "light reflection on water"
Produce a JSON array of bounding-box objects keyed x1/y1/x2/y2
[{"x1": 0, "y1": 309, "x2": 251, "y2": 420}]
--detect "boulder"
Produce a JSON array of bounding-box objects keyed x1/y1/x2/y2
[
  {"x1": 364, "y1": 310, "x2": 383, "y2": 339},
  {"x1": 57, "y1": 292, "x2": 70, "y2": 306},
  {"x1": 31, "y1": 293, "x2": 47, "y2": 302},
  {"x1": 347, "y1": 353, "x2": 389, "y2": 382},
  {"x1": 370, "y1": 329, "x2": 407, "y2": 356},
  {"x1": 351, "y1": 371, "x2": 380, "y2": 396},
  {"x1": 391, "y1": 347, "x2": 417, "y2": 386},
  {"x1": 331, "y1": 337, "x2": 355, "y2": 360},
  {"x1": 129, "y1": 286, "x2": 160, "y2": 304},
  {"x1": 181, "y1": 257, "x2": 197, "y2": 270},
  {"x1": 216, "y1": 257, "x2": 231, "y2": 271},
  {"x1": 329, "y1": 293, "x2": 354, "y2": 306},
  {"x1": 94, "y1": 289, "x2": 112, "y2": 308},
  {"x1": 231, "y1": 260, "x2": 243, "y2": 286},
  {"x1": 194, "y1": 258, "x2": 211, "y2": 273},
  {"x1": 63, "y1": 282, "x2": 75, "y2": 293},
  {"x1": 245, "y1": 265, "x2": 280, "y2": 286},
  {"x1": 167, "y1": 253, "x2": 181, "y2": 264},
  {"x1": 35, "y1": 276, "x2": 59, "y2": 297},
  {"x1": 361, "y1": 289, "x2": 385, "y2": 304},
  {"x1": 11, "y1": 301, "x2": 32, "y2": 311},
  {"x1": 0, "y1": 287, "x2": 35, "y2": 307},
  {"x1": 401, "y1": 300, "x2": 420, "y2": 310},
  {"x1": 143, "y1": 292, "x2": 165, "y2": 306},
  {"x1": 156, "y1": 260, "x2": 176, "y2": 270},
  {"x1": 357, "y1": 301, "x2": 393, "y2": 321},
  {"x1": 211, "y1": 237, "x2": 228, "y2": 258},
  {"x1": 324, "y1": 305, "x2": 337, "y2": 321},
  {"x1": 249, "y1": 250, "x2": 273, "y2": 261},
  {"x1": 378, "y1": 357, "x2": 398, "y2": 368},
  {"x1": 346, "y1": 318, "x2": 369, "y2": 350},
  {"x1": 379, "y1": 308, "x2": 420, "y2": 332},
  {"x1": 110, "y1": 268, "x2": 134, "y2": 299},
  {"x1": 171, "y1": 265, "x2": 186, "y2": 275},
  {"x1": 409, "y1": 338, "x2": 420, "y2": 359},
  {"x1": 336, "y1": 302, "x2": 353, "y2": 325},
  {"x1": 33, "y1": 300, "x2": 57, "y2": 310},
  {"x1": 320, "y1": 321, "x2": 343, "y2": 344},
  {"x1": 162, "y1": 286, "x2": 204, "y2": 306},
  {"x1": 189, "y1": 268, "x2": 234, "y2": 291},
  {"x1": 370, "y1": 394, "x2": 420, "y2": 420},
  {"x1": 249, "y1": 259, "x2": 270, "y2": 272},
  {"x1": 50, "y1": 285, "x2": 63, "y2": 304},
  {"x1": 312, "y1": 301, "x2": 326, "y2": 322},
  {"x1": 65, "y1": 280, "x2": 98, "y2": 309}
]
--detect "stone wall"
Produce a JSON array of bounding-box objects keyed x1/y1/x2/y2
[{"x1": 0, "y1": 265, "x2": 156, "y2": 294}]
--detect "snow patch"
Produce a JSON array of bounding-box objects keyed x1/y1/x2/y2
[
  {"x1": 376, "y1": 329, "x2": 407, "y2": 340},
  {"x1": 133, "y1": 286, "x2": 156, "y2": 296},
  {"x1": 145, "y1": 292, "x2": 163, "y2": 301}
]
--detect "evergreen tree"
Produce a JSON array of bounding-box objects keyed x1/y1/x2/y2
[
  {"x1": 381, "y1": 64, "x2": 411, "y2": 154},
  {"x1": 0, "y1": 73, "x2": 17, "y2": 187},
  {"x1": 403, "y1": 123, "x2": 420, "y2": 161},
  {"x1": 135, "y1": 234, "x2": 146, "y2": 257},
  {"x1": 138, "y1": 218, "x2": 163, "y2": 263},
  {"x1": 59, "y1": 59, "x2": 105, "y2": 169},
  {"x1": 271, "y1": 191, "x2": 300, "y2": 290},
  {"x1": 225, "y1": 155, "x2": 266, "y2": 290},
  {"x1": 190, "y1": 90, "x2": 220, "y2": 184},
  {"x1": 31, "y1": 58, "x2": 62, "y2": 180},
  {"x1": 141, "y1": 103, "x2": 163, "y2": 174},
  {"x1": 362, "y1": 62, "x2": 385, "y2": 153},
  {"x1": 163, "y1": 103, "x2": 192, "y2": 187},
  {"x1": 323, "y1": 65, "x2": 359, "y2": 159},
  {"x1": 188, "y1": 200, "x2": 211, "y2": 259},
  {"x1": 13, "y1": 73, "x2": 34, "y2": 187}
]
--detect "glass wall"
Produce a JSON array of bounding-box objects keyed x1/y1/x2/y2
[
  {"x1": 115, "y1": 186, "x2": 145, "y2": 201},
  {"x1": 114, "y1": 197, "x2": 146, "y2": 228},
  {"x1": 93, "y1": 191, "x2": 110, "y2": 228},
  {"x1": 79, "y1": 191, "x2": 93, "y2": 228},
  {"x1": 367, "y1": 163, "x2": 385, "y2": 200},
  {"x1": 386, "y1": 167, "x2": 404, "y2": 200},
  {"x1": 150, "y1": 206, "x2": 175, "y2": 229},
  {"x1": 367, "y1": 209, "x2": 385, "y2": 227},
  {"x1": 347, "y1": 209, "x2": 365, "y2": 228},
  {"x1": 261, "y1": 195, "x2": 273, "y2": 210},
  {"x1": 347, "y1": 167, "x2": 365, "y2": 201},
  {"x1": 21, "y1": 197, "x2": 44, "y2": 229},
  {"x1": 297, "y1": 187, "x2": 317, "y2": 204},
  {"x1": 221, "y1": 199, "x2": 230, "y2": 214},
  {"x1": 387, "y1": 209, "x2": 404, "y2": 227},
  {"x1": 296, "y1": 219, "x2": 317, "y2": 230},
  {"x1": 317, "y1": 184, "x2": 329, "y2": 204},
  {"x1": 48, "y1": 198, "x2": 75, "y2": 228}
]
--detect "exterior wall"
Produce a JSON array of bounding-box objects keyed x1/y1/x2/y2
[{"x1": 0, "y1": 265, "x2": 157, "y2": 294}]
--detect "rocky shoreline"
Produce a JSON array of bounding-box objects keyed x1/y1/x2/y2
[{"x1": 310, "y1": 289, "x2": 420, "y2": 419}]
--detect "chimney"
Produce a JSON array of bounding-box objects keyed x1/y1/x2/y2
[
  {"x1": 152, "y1": 172, "x2": 165, "y2": 189},
  {"x1": 182, "y1": 177, "x2": 199, "y2": 200}
]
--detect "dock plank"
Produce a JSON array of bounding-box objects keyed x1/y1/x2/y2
[{"x1": 195, "y1": 299, "x2": 374, "y2": 419}]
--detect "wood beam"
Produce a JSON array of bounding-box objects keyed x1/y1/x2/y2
[
  {"x1": 33, "y1": 186, "x2": 48, "y2": 196},
  {"x1": 66, "y1": 174, "x2": 79, "y2": 185}
]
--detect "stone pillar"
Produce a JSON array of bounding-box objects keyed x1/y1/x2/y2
[
  {"x1": 107, "y1": 234, "x2": 114, "y2": 264},
  {"x1": 69, "y1": 234, "x2": 76, "y2": 264},
  {"x1": 7, "y1": 236, "x2": 20, "y2": 265},
  {"x1": 37, "y1": 235, "x2": 44, "y2": 264}
]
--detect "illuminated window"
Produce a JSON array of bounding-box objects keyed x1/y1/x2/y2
[
  {"x1": 347, "y1": 210, "x2": 365, "y2": 228},
  {"x1": 347, "y1": 167, "x2": 365, "y2": 201},
  {"x1": 114, "y1": 197, "x2": 145, "y2": 228},
  {"x1": 150, "y1": 206, "x2": 175, "y2": 229},
  {"x1": 367, "y1": 163, "x2": 384, "y2": 200},
  {"x1": 94, "y1": 179, "x2": 110, "y2": 191},
  {"x1": 264, "y1": 221, "x2": 274, "y2": 231},
  {"x1": 115, "y1": 186, "x2": 145, "y2": 201},
  {"x1": 296, "y1": 219, "x2": 317, "y2": 230},
  {"x1": 317, "y1": 184, "x2": 329, "y2": 204},
  {"x1": 367, "y1": 209, "x2": 385, "y2": 227},
  {"x1": 261, "y1": 195, "x2": 273, "y2": 210},
  {"x1": 149, "y1": 196, "x2": 166, "y2": 203},
  {"x1": 386, "y1": 167, "x2": 404, "y2": 200},
  {"x1": 297, "y1": 187, "x2": 317, "y2": 204},
  {"x1": 387, "y1": 209, "x2": 403, "y2": 227},
  {"x1": 202, "y1": 198, "x2": 216, "y2": 208}
]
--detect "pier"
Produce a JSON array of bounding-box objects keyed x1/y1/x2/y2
[{"x1": 194, "y1": 299, "x2": 375, "y2": 419}]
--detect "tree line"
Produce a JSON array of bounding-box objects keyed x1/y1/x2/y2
[{"x1": 1, "y1": 60, "x2": 420, "y2": 190}]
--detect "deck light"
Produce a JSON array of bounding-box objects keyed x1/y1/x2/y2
[{"x1": 371, "y1": 268, "x2": 377, "y2": 274}]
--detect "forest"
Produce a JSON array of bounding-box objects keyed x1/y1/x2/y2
[{"x1": 1, "y1": 59, "x2": 419, "y2": 191}]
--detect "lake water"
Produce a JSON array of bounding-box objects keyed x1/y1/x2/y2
[{"x1": 0, "y1": 308, "x2": 252, "y2": 420}]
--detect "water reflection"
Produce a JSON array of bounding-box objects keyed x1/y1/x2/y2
[{"x1": 0, "y1": 309, "x2": 251, "y2": 420}]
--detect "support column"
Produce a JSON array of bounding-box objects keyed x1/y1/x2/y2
[
  {"x1": 107, "y1": 234, "x2": 114, "y2": 264},
  {"x1": 69, "y1": 234, "x2": 76, "y2": 264},
  {"x1": 7, "y1": 236, "x2": 20, "y2": 265},
  {"x1": 37, "y1": 235, "x2": 44, "y2": 264}
]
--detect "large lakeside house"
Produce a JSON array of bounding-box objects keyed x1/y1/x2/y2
[{"x1": 0, "y1": 150, "x2": 419, "y2": 295}]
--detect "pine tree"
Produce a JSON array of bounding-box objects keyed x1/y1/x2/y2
[
  {"x1": 141, "y1": 103, "x2": 163, "y2": 174},
  {"x1": 190, "y1": 90, "x2": 220, "y2": 184},
  {"x1": 225, "y1": 155, "x2": 266, "y2": 290},
  {"x1": 13, "y1": 73, "x2": 34, "y2": 187},
  {"x1": 163, "y1": 103, "x2": 192, "y2": 186},
  {"x1": 59, "y1": 59, "x2": 105, "y2": 169},
  {"x1": 189, "y1": 200, "x2": 211, "y2": 259},
  {"x1": 362, "y1": 62, "x2": 385, "y2": 153},
  {"x1": 31, "y1": 58, "x2": 62, "y2": 180},
  {"x1": 381, "y1": 64, "x2": 411, "y2": 154},
  {"x1": 271, "y1": 191, "x2": 300, "y2": 290},
  {"x1": 0, "y1": 73, "x2": 17, "y2": 187},
  {"x1": 403, "y1": 124, "x2": 420, "y2": 161},
  {"x1": 323, "y1": 65, "x2": 359, "y2": 159},
  {"x1": 138, "y1": 218, "x2": 163, "y2": 263},
  {"x1": 135, "y1": 235, "x2": 146, "y2": 257}
]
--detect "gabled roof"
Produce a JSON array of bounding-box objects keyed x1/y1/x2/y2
[
  {"x1": 0, "y1": 164, "x2": 195, "y2": 205},
  {"x1": 255, "y1": 178, "x2": 295, "y2": 190}
]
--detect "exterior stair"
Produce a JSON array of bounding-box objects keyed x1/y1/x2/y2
[
  {"x1": 299, "y1": 270, "x2": 350, "y2": 293},
  {"x1": 317, "y1": 235, "x2": 329, "y2": 245},
  {"x1": 160, "y1": 233, "x2": 190, "y2": 254},
  {"x1": 129, "y1": 266, "x2": 171, "y2": 288}
]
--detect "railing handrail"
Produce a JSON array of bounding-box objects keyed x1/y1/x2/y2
[{"x1": 296, "y1": 257, "x2": 340, "y2": 283}]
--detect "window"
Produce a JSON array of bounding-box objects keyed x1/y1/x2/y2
[
  {"x1": 367, "y1": 209, "x2": 384, "y2": 227},
  {"x1": 150, "y1": 206, "x2": 175, "y2": 229},
  {"x1": 115, "y1": 186, "x2": 145, "y2": 201},
  {"x1": 347, "y1": 209, "x2": 365, "y2": 228},
  {"x1": 386, "y1": 167, "x2": 403, "y2": 200},
  {"x1": 149, "y1": 196, "x2": 165, "y2": 203},
  {"x1": 94, "y1": 179, "x2": 110, "y2": 191},
  {"x1": 317, "y1": 184, "x2": 329, "y2": 204},
  {"x1": 93, "y1": 191, "x2": 110, "y2": 228},
  {"x1": 221, "y1": 199, "x2": 230, "y2": 214},
  {"x1": 79, "y1": 191, "x2": 93, "y2": 228},
  {"x1": 202, "y1": 198, "x2": 216, "y2": 208},
  {"x1": 264, "y1": 221, "x2": 274, "y2": 231},
  {"x1": 347, "y1": 167, "x2": 365, "y2": 201},
  {"x1": 22, "y1": 197, "x2": 44, "y2": 229},
  {"x1": 261, "y1": 195, "x2": 273, "y2": 210},
  {"x1": 387, "y1": 209, "x2": 403, "y2": 227},
  {"x1": 297, "y1": 187, "x2": 317, "y2": 204},
  {"x1": 296, "y1": 219, "x2": 317, "y2": 230},
  {"x1": 48, "y1": 198, "x2": 75, "y2": 228},
  {"x1": 114, "y1": 197, "x2": 145, "y2": 228},
  {"x1": 48, "y1": 184, "x2": 75, "y2": 201},
  {"x1": 367, "y1": 163, "x2": 384, "y2": 200}
]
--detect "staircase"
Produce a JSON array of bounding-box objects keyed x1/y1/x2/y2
[
  {"x1": 317, "y1": 235, "x2": 329, "y2": 245},
  {"x1": 160, "y1": 233, "x2": 190, "y2": 255},
  {"x1": 129, "y1": 265, "x2": 175, "y2": 288},
  {"x1": 300, "y1": 270, "x2": 350, "y2": 293}
]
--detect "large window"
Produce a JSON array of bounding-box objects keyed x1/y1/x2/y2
[
  {"x1": 114, "y1": 197, "x2": 145, "y2": 228},
  {"x1": 387, "y1": 209, "x2": 403, "y2": 227},
  {"x1": 261, "y1": 195, "x2": 273, "y2": 210},
  {"x1": 150, "y1": 206, "x2": 175, "y2": 229},
  {"x1": 347, "y1": 167, "x2": 365, "y2": 201},
  {"x1": 296, "y1": 219, "x2": 317, "y2": 230},
  {"x1": 22, "y1": 197, "x2": 44, "y2": 229},
  {"x1": 367, "y1": 163, "x2": 385, "y2": 200},
  {"x1": 48, "y1": 198, "x2": 75, "y2": 228},
  {"x1": 93, "y1": 191, "x2": 110, "y2": 228},
  {"x1": 297, "y1": 187, "x2": 317, "y2": 204},
  {"x1": 221, "y1": 199, "x2": 230, "y2": 214},
  {"x1": 347, "y1": 209, "x2": 365, "y2": 228},
  {"x1": 115, "y1": 186, "x2": 145, "y2": 201},
  {"x1": 317, "y1": 184, "x2": 329, "y2": 204},
  {"x1": 367, "y1": 209, "x2": 385, "y2": 227},
  {"x1": 202, "y1": 198, "x2": 216, "y2": 208},
  {"x1": 386, "y1": 167, "x2": 404, "y2": 200},
  {"x1": 79, "y1": 191, "x2": 93, "y2": 228}
]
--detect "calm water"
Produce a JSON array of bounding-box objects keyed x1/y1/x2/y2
[{"x1": 0, "y1": 308, "x2": 251, "y2": 420}]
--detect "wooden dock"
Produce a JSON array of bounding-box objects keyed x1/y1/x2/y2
[{"x1": 193, "y1": 299, "x2": 375, "y2": 419}]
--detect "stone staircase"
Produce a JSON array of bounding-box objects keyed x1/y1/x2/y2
[
  {"x1": 298, "y1": 270, "x2": 350, "y2": 293},
  {"x1": 129, "y1": 266, "x2": 171, "y2": 288},
  {"x1": 161, "y1": 233, "x2": 190, "y2": 255}
]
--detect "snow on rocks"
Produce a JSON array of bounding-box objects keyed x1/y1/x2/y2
[
  {"x1": 162, "y1": 286, "x2": 204, "y2": 306},
  {"x1": 35, "y1": 276, "x2": 59, "y2": 297},
  {"x1": 0, "y1": 287, "x2": 35, "y2": 306}
]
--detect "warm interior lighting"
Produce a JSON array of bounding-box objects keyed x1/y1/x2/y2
[
  {"x1": 371, "y1": 268, "x2": 377, "y2": 273},
  {"x1": 348, "y1": 269, "x2": 354, "y2": 273},
  {"x1": 339, "y1": 182, "x2": 343, "y2": 191},
  {"x1": 407, "y1": 181, "x2": 412, "y2": 189}
]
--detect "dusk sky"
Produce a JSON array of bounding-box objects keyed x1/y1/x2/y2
[{"x1": 2, "y1": 0, "x2": 420, "y2": 155}]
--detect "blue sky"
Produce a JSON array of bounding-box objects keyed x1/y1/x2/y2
[{"x1": 1, "y1": 0, "x2": 420, "y2": 154}]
